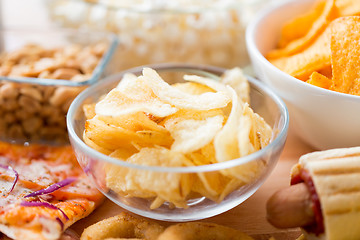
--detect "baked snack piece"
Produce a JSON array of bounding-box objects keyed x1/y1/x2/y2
[
  {"x1": 267, "y1": 147, "x2": 360, "y2": 240},
  {"x1": 292, "y1": 147, "x2": 360, "y2": 240},
  {"x1": 0, "y1": 141, "x2": 103, "y2": 240},
  {"x1": 81, "y1": 212, "x2": 254, "y2": 240}
]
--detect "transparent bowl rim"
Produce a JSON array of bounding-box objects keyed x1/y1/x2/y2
[
  {"x1": 245, "y1": 0, "x2": 360, "y2": 101},
  {"x1": 67, "y1": 63, "x2": 289, "y2": 173},
  {"x1": 0, "y1": 27, "x2": 118, "y2": 87}
]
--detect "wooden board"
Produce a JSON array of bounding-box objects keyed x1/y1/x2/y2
[{"x1": 71, "y1": 127, "x2": 315, "y2": 239}]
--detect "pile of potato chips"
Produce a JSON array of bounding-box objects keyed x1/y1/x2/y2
[
  {"x1": 267, "y1": 0, "x2": 360, "y2": 96},
  {"x1": 83, "y1": 67, "x2": 272, "y2": 209}
]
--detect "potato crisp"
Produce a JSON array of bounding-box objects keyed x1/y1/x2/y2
[
  {"x1": 83, "y1": 68, "x2": 272, "y2": 209},
  {"x1": 267, "y1": 0, "x2": 360, "y2": 96}
]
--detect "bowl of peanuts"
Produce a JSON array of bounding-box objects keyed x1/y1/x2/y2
[{"x1": 0, "y1": 28, "x2": 117, "y2": 144}]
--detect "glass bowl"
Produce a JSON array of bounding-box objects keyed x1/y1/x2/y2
[
  {"x1": 67, "y1": 64, "x2": 289, "y2": 221},
  {"x1": 0, "y1": 28, "x2": 117, "y2": 144}
]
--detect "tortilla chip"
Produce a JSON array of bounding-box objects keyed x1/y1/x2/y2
[
  {"x1": 306, "y1": 72, "x2": 332, "y2": 89},
  {"x1": 278, "y1": 0, "x2": 327, "y2": 48},
  {"x1": 270, "y1": 25, "x2": 332, "y2": 80},
  {"x1": 330, "y1": 16, "x2": 360, "y2": 95},
  {"x1": 267, "y1": 0, "x2": 336, "y2": 59}
]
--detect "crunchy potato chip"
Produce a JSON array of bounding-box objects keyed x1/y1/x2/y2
[
  {"x1": 83, "y1": 132, "x2": 113, "y2": 155},
  {"x1": 105, "y1": 147, "x2": 193, "y2": 208},
  {"x1": 277, "y1": 0, "x2": 327, "y2": 48},
  {"x1": 214, "y1": 87, "x2": 242, "y2": 162},
  {"x1": 330, "y1": 16, "x2": 360, "y2": 95},
  {"x1": 116, "y1": 73, "x2": 138, "y2": 90},
  {"x1": 244, "y1": 104, "x2": 273, "y2": 151},
  {"x1": 191, "y1": 171, "x2": 233, "y2": 202},
  {"x1": 96, "y1": 76, "x2": 178, "y2": 118},
  {"x1": 172, "y1": 82, "x2": 214, "y2": 95},
  {"x1": 267, "y1": 0, "x2": 336, "y2": 59},
  {"x1": 221, "y1": 103, "x2": 270, "y2": 182},
  {"x1": 98, "y1": 112, "x2": 167, "y2": 133},
  {"x1": 141, "y1": 68, "x2": 231, "y2": 110},
  {"x1": 306, "y1": 71, "x2": 332, "y2": 89},
  {"x1": 220, "y1": 67, "x2": 250, "y2": 104},
  {"x1": 270, "y1": 25, "x2": 332, "y2": 80},
  {"x1": 109, "y1": 148, "x2": 137, "y2": 160},
  {"x1": 183, "y1": 75, "x2": 228, "y2": 93},
  {"x1": 83, "y1": 103, "x2": 96, "y2": 120},
  {"x1": 238, "y1": 109, "x2": 254, "y2": 157},
  {"x1": 163, "y1": 109, "x2": 224, "y2": 153},
  {"x1": 85, "y1": 117, "x2": 173, "y2": 151}
]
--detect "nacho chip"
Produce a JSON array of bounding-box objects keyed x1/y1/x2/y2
[
  {"x1": 141, "y1": 68, "x2": 231, "y2": 110},
  {"x1": 330, "y1": 16, "x2": 360, "y2": 95},
  {"x1": 267, "y1": 0, "x2": 336, "y2": 59},
  {"x1": 317, "y1": 65, "x2": 333, "y2": 78},
  {"x1": 277, "y1": 0, "x2": 327, "y2": 48},
  {"x1": 270, "y1": 25, "x2": 332, "y2": 80},
  {"x1": 306, "y1": 71, "x2": 332, "y2": 89}
]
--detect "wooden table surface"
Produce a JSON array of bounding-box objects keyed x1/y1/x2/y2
[{"x1": 71, "y1": 127, "x2": 315, "y2": 240}]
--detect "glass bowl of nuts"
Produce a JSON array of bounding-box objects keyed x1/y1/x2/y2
[
  {"x1": 67, "y1": 63, "x2": 289, "y2": 221},
  {"x1": 0, "y1": 28, "x2": 117, "y2": 144}
]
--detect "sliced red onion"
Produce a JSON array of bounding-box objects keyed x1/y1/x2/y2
[
  {"x1": 56, "y1": 217, "x2": 64, "y2": 230},
  {"x1": 0, "y1": 164, "x2": 19, "y2": 194},
  {"x1": 24, "y1": 178, "x2": 77, "y2": 198},
  {"x1": 21, "y1": 201, "x2": 69, "y2": 220}
]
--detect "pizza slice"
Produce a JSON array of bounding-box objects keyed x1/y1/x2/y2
[{"x1": 0, "y1": 141, "x2": 104, "y2": 240}]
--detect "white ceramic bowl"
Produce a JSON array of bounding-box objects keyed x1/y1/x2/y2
[{"x1": 246, "y1": 0, "x2": 360, "y2": 150}]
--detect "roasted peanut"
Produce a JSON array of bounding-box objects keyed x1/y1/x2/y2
[
  {"x1": 52, "y1": 68, "x2": 81, "y2": 80},
  {"x1": 0, "y1": 119, "x2": 7, "y2": 133},
  {"x1": 7, "y1": 124, "x2": 25, "y2": 139},
  {"x1": 21, "y1": 117, "x2": 43, "y2": 134},
  {"x1": 40, "y1": 127, "x2": 66, "y2": 139},
  {"x1": 71, "y1": 74, "x2": 91, "y2": 82},
  {"x1": 80, "y1": 54, "x2": 99, "y2": 74},
  {"x1": 18, "y1": 95, "x2": 41, "y2": 113},
  {"x1": 3, "y1": 99, "x2": 19, "y2": 111},
  {"x1": 20, "y1": 86, "x2": 43, "y2": 101},
  {"x1": 42, "y1": 86, "x2": 56, "y2": 102},
  {"x1": 38, "y1": 70, "x2": 52, "y2": 79},
  {"x1": 0, "y1": 83, "x2": 19, "y2": 99},
  {"x1": 15, "y1": 108, "x2": 33, "y2": 120},
  {"x1": 49, "y1": 87, "x2": 81, "y2": 107},
  {"x1": 0, "y1": 42, "x2": 105, "y2": 142},
  {"x1": 4, "y1": 113, "x2": 16, "y2": 124}
]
